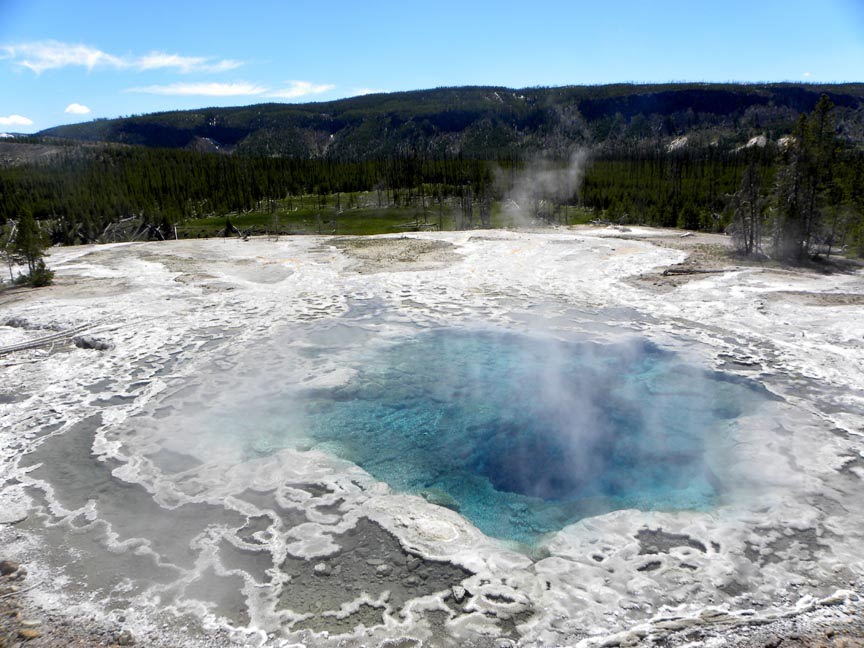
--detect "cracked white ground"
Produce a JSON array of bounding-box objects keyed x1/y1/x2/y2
[{"x1": 1, "y1": 227, "x2": 863, "y2": 647}]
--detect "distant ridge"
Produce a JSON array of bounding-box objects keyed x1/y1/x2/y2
[{"x1": 38, "y1": 83, "x2": 864, "y2": 158}]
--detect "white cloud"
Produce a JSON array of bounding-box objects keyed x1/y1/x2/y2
[
  {"x1": 64, "y1": 103, "x2": 91, "y2": 115},
  {"x1": 265, "y1": 81, "x2": 335, "y2": 99},
  {"x1": 125, "y1": 80, "x2": 336, "y2": 99},
  {"x1": 803, "y1": 71, "x2": 812, "y2": 78},
  {"x1": 0, "y1": 114, "x2": 33, "y2": 126},
  {"x1": 125, "y1": 82, "x2": 268, "y2": 97},
  {"x1": 2, "y1": 41, "x2": 122, "y2": 73},
  {"x1": 1, "y1": 40, "x2": 241, "y2": 74},
  {"x1": 135, "y1": 52, "x2": 242, "y2": 74},
  {"x1": 351, "y1": 87, "x2": 387, "y2": 96}
]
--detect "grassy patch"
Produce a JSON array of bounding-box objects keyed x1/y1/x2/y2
[{"x1": 174, "y1": 195, "x2": 595, "y2": 239}]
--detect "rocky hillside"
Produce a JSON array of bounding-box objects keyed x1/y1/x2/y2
[{"x1": 37, "y1": 83, "x2": 864, "y2": 159}]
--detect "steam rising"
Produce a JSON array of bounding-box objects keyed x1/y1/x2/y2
[
  {"x1": 269, "y1": 328, "x2": 761, "y2": 541},
  {"x1": 6, "y1": 230, "x2": 825, "y2": 646},
  {"x1": 500, "y1": 150, "x2": 590, "y2": 226},
  {"x1": 117, "y1": 322, "x2": 762, "y2": 545}
]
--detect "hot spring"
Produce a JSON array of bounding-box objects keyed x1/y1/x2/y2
[
  {"x1": 9, "y1": 234, "x2": 859, "y2": 647},
  {"x1": 204, "y1": 327, "x2": 769, "y2": 545}
]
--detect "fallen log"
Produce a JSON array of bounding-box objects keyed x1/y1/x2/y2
[
  {"x1": 0, "y1": 322, "x2": 99, "y2": 356},
  {"x1": 0, "y1": 316, "x2": 160, "y2": 357},
  {"x1": 662, "y1": 267, "x2": 730, "y2": 276}
]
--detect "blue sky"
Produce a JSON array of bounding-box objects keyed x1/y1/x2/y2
[{"x1": 1, "y1": 0, "x2": 863, "y2": 134}]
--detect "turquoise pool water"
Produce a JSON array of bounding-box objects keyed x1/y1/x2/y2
[{"x1": 281, "y1": 329, "x2": 767, "y2": 544}]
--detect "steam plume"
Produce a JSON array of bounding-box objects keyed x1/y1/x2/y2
[{"x1": 499, "y1": 150, "x2": 590, "y2": 227}]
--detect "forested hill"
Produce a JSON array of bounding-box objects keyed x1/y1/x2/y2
[
  {"x1": 5, "y1": 83, "x2": 863, "y2": 260},
  {"x1": 37, "y1": 83, "x2": 864, "y2": 158}
]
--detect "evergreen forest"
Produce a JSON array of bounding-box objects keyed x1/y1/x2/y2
[{"x1": 1, "y1": 83, "x2": 863, "y2": 262}]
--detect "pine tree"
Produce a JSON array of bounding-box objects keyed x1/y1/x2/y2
[
  {"x1": 9, "y1": 212, "x2": 54, "y2": 286},
  {"x1": 773, "y1": 95, "x2": 837, "y2": 261},
  {"x1": 0, "y1": 225, "x2": 15, "y2": 283},
  {"x1": 732, "y1": 160, "x2": 768, "y2": 256}
]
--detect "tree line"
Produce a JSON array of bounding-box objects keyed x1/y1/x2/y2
[
  {"x1": 580, "y1": 96, "x2": 864, "y2": 260},
  {"x1": 1, "y1": 95, "x2": 862, "y2": 278},
  {"x1": 39, "y1": 83, "x2": 864, "y2": 160},
  {"x1": 0, "y1": 149, "x2": 498, "y2": 244}
]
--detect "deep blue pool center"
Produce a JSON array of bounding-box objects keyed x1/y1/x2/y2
[{"x1": 280, "y1": 329, "x2": 765, "y2": 544}]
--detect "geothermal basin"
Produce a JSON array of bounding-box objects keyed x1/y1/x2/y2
[
  {"x1": 1, "y1": 228, "x2": 863, "y2": 647},
  {"x1": 191, "y1": 327, "x2": 770, "y2": 544}
]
